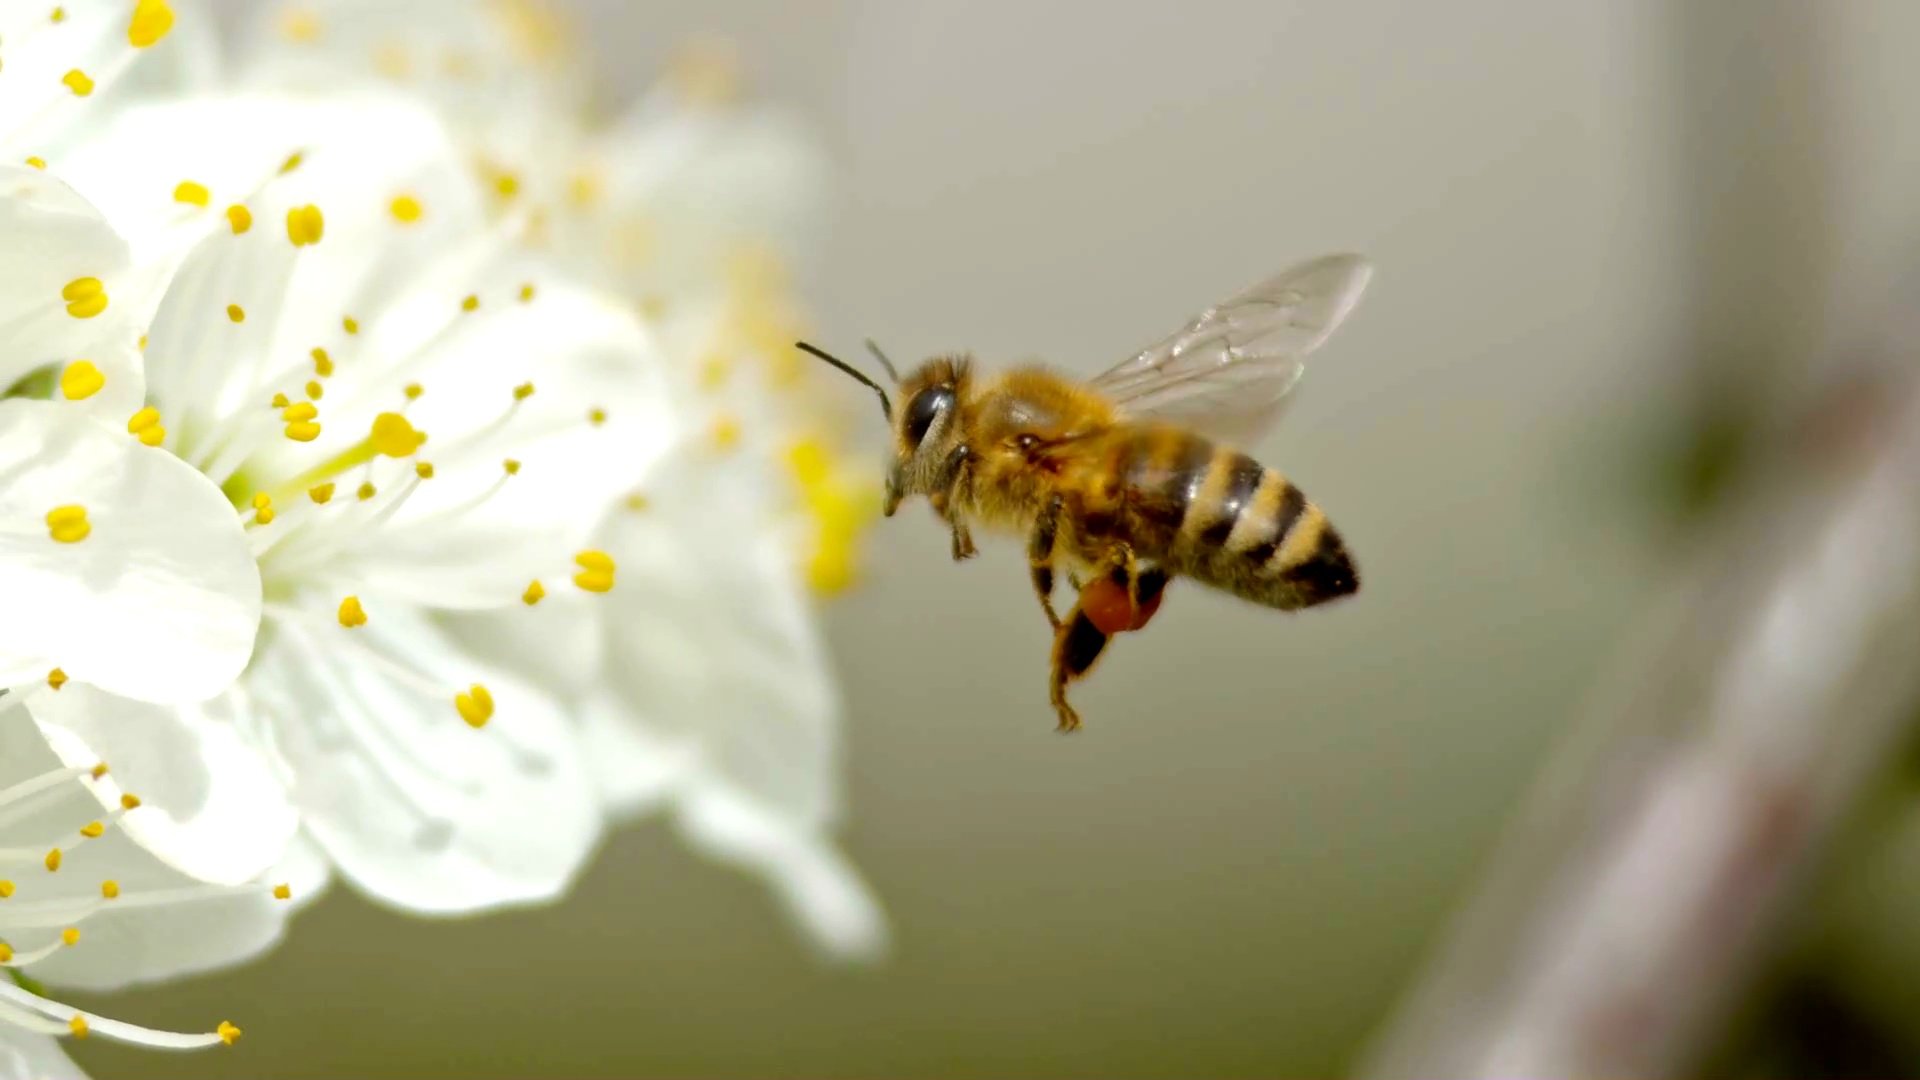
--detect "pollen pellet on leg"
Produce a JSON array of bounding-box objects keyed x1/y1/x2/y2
[
  {"x1": 62, "y1": 276, "x2": 106, "y2": 318},
  {"x1": 59, "y1": 360, "x2": 104, "y2": 399},
  {"x1": 45, "y1": 505, "x2": 89, "y2": 543},
  {"x1": 454, "y1": 684, "x2": 494, "y2": 728}
]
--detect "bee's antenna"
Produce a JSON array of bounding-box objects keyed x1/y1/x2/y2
[
  {"x1": 862, "y1": 338, "x2": 901, "y2": 383},
  {"x1": 796, "y1": 341, "x2": 893, "y2": 420}
]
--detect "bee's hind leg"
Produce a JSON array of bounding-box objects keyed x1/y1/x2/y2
[
  {"x1": 1028, "y1": 494, "x2": 1064, "y2": 629},
  {"x1": 1048, "y1": 604, "x2": 1107, "y2": 733}
]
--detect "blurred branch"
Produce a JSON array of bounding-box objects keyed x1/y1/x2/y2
[{"x1": 1359, "y1": 364, "x2": 1920, "y2": 1079}]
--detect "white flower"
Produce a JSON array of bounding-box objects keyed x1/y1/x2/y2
[
  {"x1": 15, "y1": 88, "x2": 674, "y2": 915},
  {"x1": 0, "y1": 696, "x2": 315, "y2": 1076},
  {"x1": 241, "y1": 3, "x2": 889, "y2": 957}
]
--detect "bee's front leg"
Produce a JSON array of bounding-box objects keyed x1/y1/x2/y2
[
  {"x1": 936, "y1": 444, "x2": 976, "y2": 561},
  {"x1": 1027, "y1": 493, "x2": 1064, "y2": 629}
]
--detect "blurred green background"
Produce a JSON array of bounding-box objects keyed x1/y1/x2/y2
[{"x1": 76, "y1": 0, "x2": 1920, "y2": 1076}]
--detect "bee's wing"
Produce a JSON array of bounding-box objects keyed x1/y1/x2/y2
[{"x1": 1088, "y1": 253, "x2": 1371, "y2": 445}]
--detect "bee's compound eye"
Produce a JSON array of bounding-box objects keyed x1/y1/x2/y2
[{"x1": 904, "y1": 386, "x2": 953, "y2": 447}]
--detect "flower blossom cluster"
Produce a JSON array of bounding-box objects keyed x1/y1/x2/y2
[{"x1": 0, "y1": 2, "x2": 881, "y2": 1076}]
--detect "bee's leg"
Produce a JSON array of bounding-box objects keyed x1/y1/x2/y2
[
  {"x1": 1028, "y1": 494, "x2": 1064, "y2": 629},
  {"x1": 1048, "y1": 603, "x2": 1107, "y2": 733},
  {"x1": 936, "y1": 445, "x2": 977, "y2": 561}
]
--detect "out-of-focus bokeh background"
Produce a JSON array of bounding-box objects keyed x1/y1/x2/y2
[{"x1": 80, "y1": 1, "x2": 1920, "y2": 1076}]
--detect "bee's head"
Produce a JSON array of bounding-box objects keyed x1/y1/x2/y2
[{"x1": 795, "y1": 341, "x2": 969, "y2": 516}]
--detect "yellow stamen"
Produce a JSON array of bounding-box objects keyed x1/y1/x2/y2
[
  {"x1": 414, "y1": 462, "x2": 434, "y2": 479},
  {"x1": 279, "y1": 4, "x2": 320, "y2": 42},
  {"x1": 226, "y1": 204, "x2": 252, "y2": 233},
  {"x1": 311, "y1": 347, "x2": 334, "y2": 376},
  {"x1": 218, "y1": 1021, "x2": 242, "y2": 1046},
  {"x1": 100, "y1": 880, "x2": 119, "y2": 899},
  {"x1": 461, "y1": 294, "x2": 480, "y2": 312},
  {"x1": 454, "y1": 684, "x2": 494, "y2": 728},
  {"x1": 45, "y1": 848, "x2": 62, "y2": 872},
  {"x1": 62, "y1": 69, "x2": 93, "y2": 96},
  {"x1": 286, "y1": 204, "x2": 325, "y2": 246},
  {"x1": 389, "y1": 194, "x2": 423, "y2": 223},
  {"x1": 0, "y1": 944, "x2": 11, "y2": 962},
  {"x1": 227, "y1": 303, "x2": 246, "y2": 323},
  {"x1": 710, "y1": 416, "x2": 741, "y2": 451},
  {"x1": 518, "y1": 283, "x2": 536, "y2": 303},
  {"x1": 281, "y1": 401, "x2": 317, "y2": 422},
  {"x1": 357, "y1": 481, "x2": 377, "y2": 501},
  {"x1": 59, "y1": 360, "x2": 104, "y2": 400},
  {"x1": 0, "y1": 881, "x2": 13, "y2": 898},
  {"x1": 588, "y1": 407, "x2": 607, "y2": 426},
  {"x1": 128, "y1": 0, "x2": 174, "y2": 47},
  {"x1": 370, "y1": 412, "x2": 425, "y2": 456},
  {"x1": 61, "y1": 927, "x2": 78, "y2": 945},
  {"x1": 624, "y1": 492, "x2": 649, "y2": 512},
  {"x1": 50, "y1": 7, "x2": 65, "y2": 24},
  {"x1": 45, "y1": 505, "x2": 89, "y2": 544},
  {"x1": 62, "y1": 276, "x2": 106, "y2": 319},
  {"x1": 284, "y1": 421, "x2": 321, "y2": 443},
  {"x1": 271, "y1": 392, "x2": 290, "y2": 409},
  {"x1": 522, "y1": 580, "x2": 545, "y2": 605},
  {"x1": 343, "y1": 315, "x2": 360, "y2": 335},
  {"x1": 272, "y1": 883, "x2": 291, "y2": 900},
  {"x1": 403, "y1": 383, "x2": 423, "y2": 400},
  {"x1": 90, "y1": 763, "x2": 107, "y2": 779},
  {"x1": 120, "y1": 793, "x2": 140, "y2": 810},
  {"x1": 79, "y1": 822, "x2": 103, "y2": 839},
  {"x1": 337, "y1": 595, "x2": 366, "y2": 628},
  {"x1": 70, "y1": 1015, "x2": 88, "y2": 1039},
  {"x1": 25, "y1": 156, "x2": 47, "y2": 170},
  {"x1": 127, "y1": 405, "x2": 165, "y2": 446},
  {"x1": 47, "y1": 668, "x2": 67, "y2": 690},
  {"x1": 309, "y1": 483, "x2": 335, "y2": 504},
  {"x1": 305, "y1": 380, "x2": 324, "y2": 400},
  {"x1": 502, "y1": 458, "x2": 521, "y2": 475},
  {"x1": 513, "y1": 382, "x2": 534, "y2": 401},
  {"x1": 279, "y1": 151, "x2": 305, "y2": 175},
  {"x1": 572, "y1": 550, "x2": 615, "y2": 593},
  {"x1": 172, "y1": 180, "x2": 209, "y2": 207}
]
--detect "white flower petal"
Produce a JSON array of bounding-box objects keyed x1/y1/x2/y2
[
  {"x1": 0, "y1": 165, "x2": 142, "y2": 419},
  {"x1": 572, "y1": 686, "x2": 690, "y2": 819},
  {"x1": 247, "y1": 603, "x2": 601, "y2": 913},
  {"x1": 596, "y1": 444, "x2": 841, "y2": 830},
  {"x1": 0, "y1": 709, "x2": 292, "y2": 993},
  {"x1": 679, "y1": 782, "x2": 887, "y2": 963},
  {"x1": 26, "y1": 683, "x2": 296, "y2": 886},
  {"x1": 0, "y1": 399, "x2": 261, "y2": 704},
  {"x1": 0, "y1": 1030, "x2": 86, "y2": 1080}
]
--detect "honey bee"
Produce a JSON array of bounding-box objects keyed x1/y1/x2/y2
[{"x1": 798, "y1": 253, "x2": 1371, "y2": 732}]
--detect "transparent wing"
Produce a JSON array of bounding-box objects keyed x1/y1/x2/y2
[{"x1": 1089, "y1": 253, "x2": 1372, "y2": 445}]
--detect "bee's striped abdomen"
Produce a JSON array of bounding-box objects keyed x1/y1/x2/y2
[{"x1": 1160, "y1": 438, "x2": 1358, "y2": 611}]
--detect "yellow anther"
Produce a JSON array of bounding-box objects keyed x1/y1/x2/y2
[
  {"x1": 492, "y1": 171, "x2": 521, "y2": 199},
  {"x1": 218, "y1": 1021, "x2": 242, "y2": 1046},
  {"x1": 61, "y1": 927, "x2": 78, "y2": 946},
  {"x1": 70, "y1": 1015, "x2": 88, "y2": 1039},
  {"x1": 279, "y1": 4, "x2": 320, "y2": 42},
  {"x1": 270, "y1": 392, "x2": 290, "y2": 409},
  {"x1": 414, "y1": 461, "x2": 434, "y2": 479},
  {"x1": 286, "y1": 204, "x2": 325, "y2": 246},
  {"x1": 285, "y1": 421, "x2": 321, "y2": 442},
  {"x1": 119, "y1": 793, "x2": 140, "y2": 810},
  {"x1": 138, "y1": 334, "x2": 147, "y2": 351},
  {"x1": 0, "y1": 943, "x2": 11, "y2": 962},
  {"x1": 44, "y1": 848, "x2": 62, "y2": 872},
  {"x1": 50, "y1": 7, "x2": 65, "y2": 24},
  {"x1": 59, "y1": 361, "x2": 103, "y2": 400},
  {"x1": 226, "y1": 204, "x2": 252, "y2": 234},
  {"x1": 172, "y1": 180, "x2": 209, "y2": 207},
  {"x1": 279, "y1": 151, "x2": 304, "y2": 175},
  {"x1": 127, "y1": 405, "x2": 164, "y2": 446},
  {"x1": 305, "y1": 379, "x2": 324, "y2": 400},
  {"x1": 337, "y1": 595, "x2": 366, "y2": 628},
  {"x1": 90, "y1": 763, "x2": 107, "y2": 779},
  {"x1": 710, "y1": 416, "x2": 741, "y2": 451},
  {"x1": 62, "y1": 68, "x2": 93, "y2": 96},
  {"x1": 502, "y1": 458, "x2": 521, "y2": 475},
  {"x1": 518, "y1": 283, "x2": 536, "y2": 303},
  {"x1": 461, "y1": 294, "x2": 480, "y2": 312},
  {"x1": 513, "y1": 382, "x2": 535, "y2": 401},
  {"x1": 572, "y1": 550, "x2": 616, "y2": 593},
  {"x1": 253, "y1": 506, "x2": 274, "y2": 525},
  {"x1": 308, "y1": 483, "x2": 335, "y2": 504},
  {"x1": 25, "y1": 156, "x2": 47, "y2": 170},
  {"x1": 624, "y1": 492, "x2": 649, "y2": 512},
  {"x1": 454, "y1": 684, "x2": 494, "y2": 728},
  {"x1": 47, "y1": 668, "x2": 68, "y2": 690},
  {"x1": 253, "y1": 493, "x2": 271, "y2": 511},
  {"x1": 62, "y1": 276, "x2": 106, "y2": 318},
  {"x1": 522, "y1": 580, "x2": 545, "y2": 605},
  {"x1": 370, "y1": 412, "x2": 425, "y2": 456},
  {"x1": 357, "y1": 481, "x2": 377, "y2": 501},
  {"x1": 79, "y1": 821, "x2": 103, "y2": 838},
  {"x1": 272, "y1": 883, "x2": 291, "y2": 900},
  {"x1": 100, "y1": 880, "x2": 119, "y2": 899},
  {"x1": 128, "y1": 0, "x2": 174, "y2": 47},
  {"x1": 45, "y1": 505, "x2": 89, "y2": 544},
  {"x1": 227, "y1": 303, "x2": 245, "y2": 323},
  {"x1": 0, "y1": 881, "x2": 12, "y2": 898},
  {"x1": 698, "y1": 355, "x2": 730, "y2": 391},
  {"x1": 343, "y1": 315, "x2": 360, "y2": 334},
  {"x1": 403, "y1": 382, "x2": 423, "y2": 400},
  {"x1": 311, "y1": 347, "x2": 334, "y2": 376},
  {"x1": 588, "y1": 407, "x2": 607, "y2": 426},
  {"x1": 281, "y1": 401, "x2": 318, "y2": 422},
  {"x1": 389, "y1": 194, "x2": 423, "y2": 223}
]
